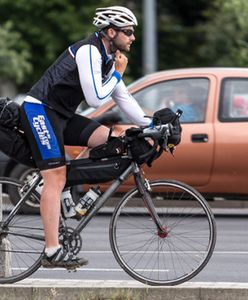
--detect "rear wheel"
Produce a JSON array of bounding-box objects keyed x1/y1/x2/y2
[
  {"x1": 110, "y1": 179, "x2": 216, "y2": 286},
  {"x1": 0, "y1": 177, "x2": 44, "y2": 284}
]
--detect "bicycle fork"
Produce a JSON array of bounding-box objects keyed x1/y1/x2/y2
[{"x1": 134, "y1": 166, "x2": 168, "y2": 238}]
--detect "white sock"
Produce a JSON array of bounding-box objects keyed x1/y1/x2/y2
[{"x1": 45, "y1": 246, "x2": 61, "y2": 257}]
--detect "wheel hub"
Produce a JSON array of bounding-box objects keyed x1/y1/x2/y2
[{"x1": 157, "y1": 226, "x2": 169, "y2": 238}]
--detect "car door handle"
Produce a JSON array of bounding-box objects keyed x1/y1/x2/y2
[{"x1": 191, "y1": 134, "x2": 208, "y2": 143}]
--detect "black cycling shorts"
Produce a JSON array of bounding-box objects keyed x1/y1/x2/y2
[{"x1": 20, "y1": 102, "x2": 101, "y2": 170}]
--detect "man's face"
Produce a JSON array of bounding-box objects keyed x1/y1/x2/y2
[{"x1": 112, "y1": 26, "x2": 136, "y2": 52}]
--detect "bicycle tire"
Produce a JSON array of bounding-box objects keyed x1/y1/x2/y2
[
  {"x1": 109, "y1": 179, "x2": 216, "y2": 286},
  {"x1": 0, "y1": 177, "x2": 44, "y2": 284}
]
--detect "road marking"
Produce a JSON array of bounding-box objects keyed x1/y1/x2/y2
[
  {"x1": 79, "y1": 250, "x2": 248, "y2": 254},
  {"x1": 36, "y1": 268, "x2": 169, "y2": 272},
  {"x1": 213, "y1": 251, "x2": 248, "y2": 254},
  {"x1": 33, "y1": 267, "x2": 123, "y2": 272}
]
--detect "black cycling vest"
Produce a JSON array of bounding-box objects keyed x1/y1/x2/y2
[{"x1": 28, "y1": 33, "x2": 114, "y2": 118}]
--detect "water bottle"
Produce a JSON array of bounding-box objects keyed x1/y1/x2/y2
[
  {"x1": 61, "y1": 189, "x2": 77, "y2": 218},
  {"x1": 75, "y1": 186, "x2": 101, "y2": 219}
]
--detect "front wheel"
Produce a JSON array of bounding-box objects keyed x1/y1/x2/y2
[{"x1": 109, "y1": 179, "x2": 216, "y2": 286}]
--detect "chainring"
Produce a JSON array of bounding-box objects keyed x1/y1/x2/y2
[{"x1": 59, "y1": 226, "x2": 82, "y2": 255}]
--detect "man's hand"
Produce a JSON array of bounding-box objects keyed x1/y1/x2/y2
[{"x1": 114, "y1": 50, "x2": 128, "y2": 77}]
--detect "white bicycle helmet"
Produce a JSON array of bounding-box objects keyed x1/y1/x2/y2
[{"x1": 93, "y1": 6, "x2": 138, "y2": 29}]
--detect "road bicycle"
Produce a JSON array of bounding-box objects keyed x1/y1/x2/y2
[{"x1": 0, "y1": 115, "x2": 216, "y2": 286}]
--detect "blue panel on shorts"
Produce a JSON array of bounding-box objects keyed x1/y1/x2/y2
[{"x1": 23, "y1": 103, "x2": 62, "y2": 160}]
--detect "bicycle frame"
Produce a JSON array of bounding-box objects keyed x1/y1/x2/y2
[
  {"x1": 74, "y1": 163, "x2": 133, "y2": 233},
  {"x1": 0, "y1": 111, "x2": 217, "y2": 286},
  {"x1": 2, "y1": 161, "x2": 165, "y2": 238},
  {"x1": 74, "y1": 161, "x2": 165, "y2": 234}
]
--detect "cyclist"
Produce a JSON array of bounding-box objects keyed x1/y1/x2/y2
[{"x1": 19, "y1": 6, "x2": 150, "y2": 269}]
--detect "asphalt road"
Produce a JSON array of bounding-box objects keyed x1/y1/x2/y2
[{"x1": 27, "y1": 214, "x2": 248, "y2": 283}]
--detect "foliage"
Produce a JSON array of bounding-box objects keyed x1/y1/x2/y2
[
  {"x1": 1, "y1": 0, "x2": 248, "y2": 90},
  {"x1": 0, "y1": 0, "x2": 97, "y2": 87},
  {"x1": 0, "y1": 21, "x2": 32, "y2": 83},
  {"x1": 198, "y1": 0, "x2": 248, "y2": 66},
  {"x1": 0, "y1": 0, "x2": 141, "y2": 89},
  {"x1": 156, "y1": 0, "x2": 248, "y2": 70},
  {"x1": 157, "y1": 0, "x2": 212, "y2": 70}
]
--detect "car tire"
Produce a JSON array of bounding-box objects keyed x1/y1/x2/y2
[{"x1": 9, "y1": 164, "x2": 40, "y2": 214}]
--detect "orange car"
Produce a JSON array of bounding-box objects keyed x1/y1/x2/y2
[
  {"x1": 3, "y1": 67, "x2": 248, "y2": 200},
  {"x1": 66, "y1": 67, "x2": 248, "y2": 198}
]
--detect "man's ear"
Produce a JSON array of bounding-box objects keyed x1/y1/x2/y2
[{"x1": 107, "y1": 28, "x2": 117, "y2": 39}]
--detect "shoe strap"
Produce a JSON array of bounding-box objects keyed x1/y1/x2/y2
[{"x1": 51, "y1": 247, "x2": 69, "y2": 262}]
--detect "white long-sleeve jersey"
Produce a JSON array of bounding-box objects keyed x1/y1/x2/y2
[
  {"x1": 28, "y1": 32, "x2": 150, "y2": 126},
  {"x1": 75, "y1": 38, "x2": 150, "y2": 126}
]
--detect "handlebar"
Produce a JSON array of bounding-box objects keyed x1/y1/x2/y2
[
  {"x1": 138, "y1": 123, "x2": 172, "y2": 139},
  {"x1": 125, "y1": 109, "x2": 182, "y2": 166},
  {"x1": 135, "y1": 125, "x2": 170, "y2": 165},
  {"x1": 138, "y1": 108, "x2": 182, "y2": 140}
]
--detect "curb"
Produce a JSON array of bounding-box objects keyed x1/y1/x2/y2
[{"x1": 1, "y1": 280, "x2": 248, "y2": 300}]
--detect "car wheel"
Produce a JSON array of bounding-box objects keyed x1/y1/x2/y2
[{"x1": 9, "y1": 164, "x2": 40, "y2": 214}]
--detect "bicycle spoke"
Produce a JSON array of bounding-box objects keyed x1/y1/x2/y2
[
  {"x1": 110, "y1": 180, "x2": 216, "y2": 286},
  {"x1": 0, "y1": 177, "x2": 44, "y2": 284}
]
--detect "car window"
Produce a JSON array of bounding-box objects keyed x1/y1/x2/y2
[
  {"x1": 110, "y1": 78, "x2": 209, "y2": 124},
  {"x1": 219, "y1": 78, "x2": 248, "y2": 121}
]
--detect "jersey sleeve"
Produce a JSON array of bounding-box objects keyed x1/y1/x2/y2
[
  {"x1": 75, "y1": 45, "x2": 121, "y2": 107},
  {"x1": 111, "y1": 80, "x2": 150, "y2": 127}
]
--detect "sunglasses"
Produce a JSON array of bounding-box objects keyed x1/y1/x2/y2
[{"x1": 116, "y1": 28, "x2": 135, "y2": 37}]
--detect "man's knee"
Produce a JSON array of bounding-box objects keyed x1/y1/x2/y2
[
  {"x1": 87, "y1": 126, "x2": 110, "y2": 148},
  {"x1": 41, "y1": 166, "x2": 67, "y2": 190}
]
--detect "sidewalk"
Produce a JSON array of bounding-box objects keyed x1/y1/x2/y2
[{"x1": 1, "y1": 279, "x2": 248, "y2": 300}]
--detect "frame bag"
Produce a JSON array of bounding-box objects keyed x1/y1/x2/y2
[{"x1": 66, "y1": 156, "x2": 131, "y2": 186}]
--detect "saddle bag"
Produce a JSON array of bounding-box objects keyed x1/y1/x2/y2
[
  {"x1": 0, "y1": 125, "x2": 35, "y2": 167},
  {"x1": 66, "y1": 156, "x2": 131, "y2": 187},
  {"x1": 0, "y1": 97, "x2": 35, "y2": 167},
  {"x1": 0, "y1": 97, "x2": 20, "y2": 128}
]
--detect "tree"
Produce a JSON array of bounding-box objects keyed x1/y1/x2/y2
[
  {"x1": 4, "y1": 0, "x2": 245, "y2": 91},
  {"x1": 156, "y1": 0, "x2": 212, "y2": 70},
  {"x1": 0, "y1": 1, "x2": 113, "y2": 89},
  {"x1": 0, "y1": 0, "x2": 142, "y2": 89},
  {"x1": 198, "y1": 0, "x2": 248, "y2": 66},
  {"x1": 0, "y1": 21, "x2": 32, "y2": 84}
]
